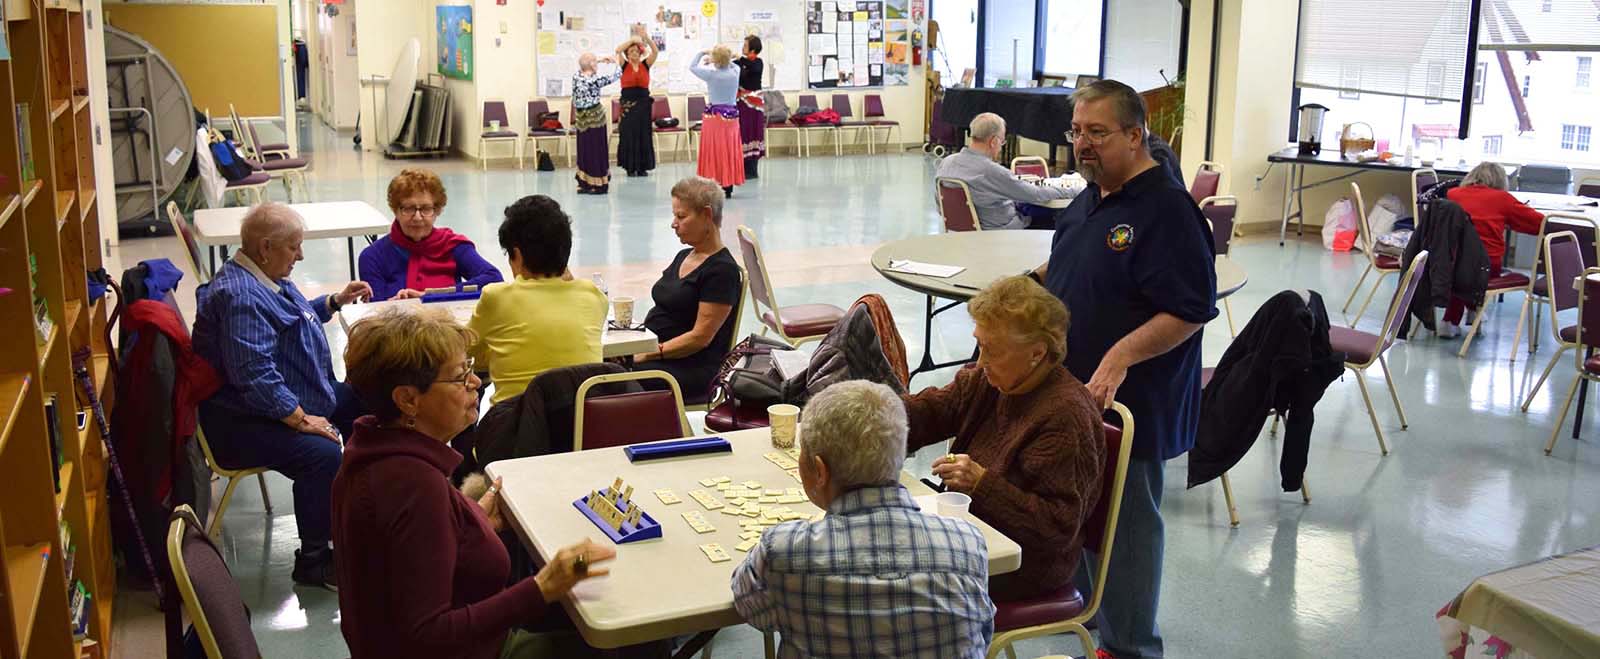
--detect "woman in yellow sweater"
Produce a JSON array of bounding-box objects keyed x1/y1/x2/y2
[{"x1": 466, "y1": 195, "x2": 608, "y2": 405}]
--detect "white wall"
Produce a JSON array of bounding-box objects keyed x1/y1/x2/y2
[
  {"x1": 354, "y1": 0, "x2": 433, "y2": 150},
  {"x1": 88, "y1": 0, "x2": 116, "y2": 247},
  {"x1": 352, "y1": 0, "x2": 931, "y2": 160},
  {"x1": 1103, "y1": 0, "x2": 1181, "y2": 92}
]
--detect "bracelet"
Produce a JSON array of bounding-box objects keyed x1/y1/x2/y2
[{"x1": 329, "y1": 296, "x2": 343, "y2": 313}]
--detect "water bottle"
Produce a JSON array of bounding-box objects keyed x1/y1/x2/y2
[{"x1": 590, "y1": 273, "x2": 608, "y2": 297}]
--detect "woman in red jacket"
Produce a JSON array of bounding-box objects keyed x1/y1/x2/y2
[
  {"x1": 334, "y1": 307, "x2": 614, "y2": 659},
  {"x1": 1440, "y1": 162, "x2": 1545, "y2": 337}
]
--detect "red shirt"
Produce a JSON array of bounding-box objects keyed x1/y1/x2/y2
[
  {"x1": 620, "y1": 61, "x2": 649, "y2": 89},
  {"x1": 1447, "y1": 185, "x2": 1545, "y2": 265},
  {"x1": 333, "y1": 418, "x2": 547, "y2": 659}
]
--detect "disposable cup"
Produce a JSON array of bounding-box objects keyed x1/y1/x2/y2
[
  {"x1": 612, "y1": 296, "x2": 635, "y2": 327},
  {"x1": 936, "y1": 491, "x2": 972, "y2": 517},
  {"x1": 768, "y1": 404, "x2": 800, "y2": 448}
]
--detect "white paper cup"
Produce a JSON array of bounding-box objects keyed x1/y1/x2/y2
[
  {"x1": 936, "y1": 491, "x2": 972, "y2": 517},
  {"x1": 490, "y1": 119, "x2": 502, "y2": 131},
  {"x1": 768, "y1": 404, "x2": 800, "y2": 448},
  {"x1": 612, "y1": 296, "x2": 634, "y2": 327}
]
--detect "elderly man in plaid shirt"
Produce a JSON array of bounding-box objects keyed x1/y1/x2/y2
[{"x1": 731, "y1": 380, "x2": 995, "y2": 658}]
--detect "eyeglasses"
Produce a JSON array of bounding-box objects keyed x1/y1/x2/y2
[
  {"x1": 434, "y1": 358, "x2": 477, "y2": 387},
  {"x1": 400, "y1": 205, "x2": 438, "y2": 218},
  {"x1": 1066, "y1": 127, "x2": 1122, "y2": 146}
]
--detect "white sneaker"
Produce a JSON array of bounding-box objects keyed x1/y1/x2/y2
[{"x1": 1438, "y1": 322, "x2": 1460, "y2": 338}]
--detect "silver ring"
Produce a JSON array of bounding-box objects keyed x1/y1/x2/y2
[{"x1": 487, "y1": 486, "x2": 500, "y2": 496}]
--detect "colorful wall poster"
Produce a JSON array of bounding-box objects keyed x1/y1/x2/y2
[{"x1": 437, "y1": 5, "x2": 474, "y2": 81}]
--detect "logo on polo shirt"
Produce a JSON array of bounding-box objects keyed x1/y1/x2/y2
[{"x1": 1107, "y1": 224, "x2": 1134, "y2": 252}]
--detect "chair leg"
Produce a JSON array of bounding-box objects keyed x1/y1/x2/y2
[
  {"x1": 1220, "y1": 472, "x2": 1240, "y2": 527},
  {"x1": 1224, "y1": 298, "x2": 1237, "y2": 337},
  {"x1": 1353, "y1": 369, "x2": 1390, "y2": 455},
  {"x1": 1342, "y1": 263, "x2": 1375, "y2": 313},
  {"x1": 1352, "y1": 271, "x2": 1394, "y2": 324},
  {"x1": 1300, "y1": 477, "x2": 1312, "y2": 504},
  {"x1": 257, "y1": 473, "x2": 273, "y2": 514},
  {"x1": 1003, "y1": 644, "x2": 1017, "y2": 659},
  {"x1": 762, "y1": 631, "x2": 775, "y2": 659},
  {"x1": 1509, "y1": 295, "x2": 1533, "y2": 363},
  {"x1": 1269, "y1": 413, "x2": 1280, "y2": 435},
  {"x1": 1532, "y1": 304, "x2": 1544, "y2": 352},
  {"x1": 1378, "y1": 355, "x2": 1408, "y2": 429},
  {"x1": 1458, "y1": 302, "x2": 1490, "y2": 357},
  {"x1": 208, "y1": 476, "x2": 244, "y2": 539},
  {"x1": 1546, "y1": 376, "x2": 1582, "y2": 455},
  {"x1": 1521, "y1": 347, "x2": 1571, "y2": 412}
]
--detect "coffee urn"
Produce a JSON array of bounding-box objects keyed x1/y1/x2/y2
[{"x1": 1296, "y1": 103, "x2": 1329, "y2": 155}]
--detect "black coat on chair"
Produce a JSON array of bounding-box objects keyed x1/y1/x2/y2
[
  {"x1": 1190, "y1": 290, "x2": 1345, "y2": 492},
  {"x1": 1400, "y1": 198, "x2": 1491, "y2": 335}
]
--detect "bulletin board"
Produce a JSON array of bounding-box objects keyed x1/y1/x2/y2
[
  {"x1": 535, "y1": 0, "x2": 719, "y2": 97},
  {"x1": 717, "y1": 0, "x2": 807, "y2": 91},
  {"x1": 806, "y1": 1, "x2": 885, "y2": 88}
]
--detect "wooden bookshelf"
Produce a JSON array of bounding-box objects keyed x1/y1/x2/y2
[{"x1": 1, "y1": 3, "x2": 114, "y2": 657}]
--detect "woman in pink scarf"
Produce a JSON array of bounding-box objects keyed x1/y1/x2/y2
[{"x1": 359, "y1": 169, "x2": 503, "y2": 301}]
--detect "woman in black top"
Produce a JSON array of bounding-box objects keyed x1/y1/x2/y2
[
  {"x1": 734, "y1": 36, "x2": 765, "y2": 180},
  {"x1": 635, "y1": 176, "x2": 742, "y2": 401}
]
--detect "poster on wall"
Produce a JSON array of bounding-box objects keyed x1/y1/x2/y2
[
  {"x1": 884, "y1": 19, "x2": 907, "y2": 85},
  {"x1": 437, "y1": 5, "x2": 474, "y2": 81},
  {"x1": 806, "y1": 0, "x2": 885, "y2": 89}
]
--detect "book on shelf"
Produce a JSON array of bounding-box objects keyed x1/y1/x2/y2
[
  {"x1": 45, "y1": 394, "x2": 62, "y2": 491},
  {"x1": 68, "y1": 580, "x2": 89, "y2": 640},
  {"x1": 16, "y1": 103, "x2": 32, "y2": 181}
]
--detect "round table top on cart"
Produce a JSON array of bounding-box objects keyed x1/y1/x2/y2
[{"x1": 869, "y1": 230, "x2": 1247, "y2": 300}]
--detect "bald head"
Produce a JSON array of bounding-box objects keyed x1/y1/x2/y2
[
  {"x1": 970, "y1": 113, "x2": 1006, "y2": 142},
  {"x1": 240, "y1": 203, "x2": 304, "y2": 252},
  {"x1": 238, "y1": 203, "x2": 306, "y2": 282}
]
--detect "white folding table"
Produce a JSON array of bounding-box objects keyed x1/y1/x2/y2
[
  {"x1": 192, "y1": 201, "x2": 391, "y2": 280},
  {"x1": 486, "y1": 427, "x2": 1023, "y2": 652},
  {"x1": 337, "y1": 297, "x2": 659, "y2": 358}
]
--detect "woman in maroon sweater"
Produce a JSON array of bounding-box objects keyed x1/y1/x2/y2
[
  {"x1": 903, "y1": 276, "x2": 1106, "y2": 601},
  {"x1": 1439, "y1": 161, "x2": 1546, "y2": 336},
  {"x1": 334, "y1": 307, "x2": 614, "y2": 659}
]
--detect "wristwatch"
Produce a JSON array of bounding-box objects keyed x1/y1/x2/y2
[{"x1": 329, "y1": 296, "x2": 343, "y2": 313}]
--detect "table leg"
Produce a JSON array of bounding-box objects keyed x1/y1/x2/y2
[
  {"x1": 347, "y1": 236, "x2": 358, "y2": 280},
  {"x1": 1280, "y1": 163, "x2": 1295, "y2": 246},
  {"x1": 208, "y1": 246, "x2": 216, "y2": 275},
  {"x1": 220, "y1": 245, "x2": 231, "y2": 262},
  {"x1": 907, "y1": 294, "x2": 981, "y2": 382},
  {"x1": 671, "y1": 630, "x2": 720, "y2": 659},
  {"x1": 1295, "y1": 166, "x2": 1307, "y2": 237}
]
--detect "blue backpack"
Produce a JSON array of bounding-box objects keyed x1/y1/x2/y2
[{"x1": 209, "y1": 139, "x2": 253, "y2": 182}]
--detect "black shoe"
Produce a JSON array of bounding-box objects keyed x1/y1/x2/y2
[
  {"x1": 292, "y1": 548, "x2": 337, "y2": 591},
  {"x1": 723, "y1": 186, "x2": 733, "y2": 198}
]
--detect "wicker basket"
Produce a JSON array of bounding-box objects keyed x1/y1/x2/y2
[{"x1": 1340, "y1": 122, "x2": 1376, "y2": 158}]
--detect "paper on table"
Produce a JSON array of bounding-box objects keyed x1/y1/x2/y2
[{"x1": 886, "y1": 259, "x2": 966, "y2": 278}]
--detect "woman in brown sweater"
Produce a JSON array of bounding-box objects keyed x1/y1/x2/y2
[
  {"x1": 334, "y1": 307, "x2": 615, "y2": 658},
  {"x1": 904, "y1": 275, "x2": 1106, "y2": 601}
]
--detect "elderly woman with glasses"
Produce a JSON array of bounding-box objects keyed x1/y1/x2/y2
[
  {"x1": 334, "y1": 307, "x2": 613, "y2": 659},
  {"x1": 902, "y1": 275, "x2": 1105, "y2": 603},
  {"x1": 359, "y1": 168, "x2": 504, "y2": 301}
]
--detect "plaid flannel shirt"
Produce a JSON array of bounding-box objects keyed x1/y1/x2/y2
[{"x1": 731, "y1": 484, "x2": 995, "y2": 658}]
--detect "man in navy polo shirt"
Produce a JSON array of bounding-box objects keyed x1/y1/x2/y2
[{"x1": 1031, "y1": 80, "x2": 1217, "y2": 659}]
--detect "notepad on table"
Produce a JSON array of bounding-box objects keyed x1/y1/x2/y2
[{"x1": 886, "y1": 260, "x2": 966, "y2": 278}]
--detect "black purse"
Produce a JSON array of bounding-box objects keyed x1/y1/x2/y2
[
  {"x1": 653, "y1": 117, "x2": 680, "y2": 129},
  {"x1": 707, "y1": 335, "x2": 795, "y2": 420}
]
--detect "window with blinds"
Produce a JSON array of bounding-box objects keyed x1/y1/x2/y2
[
  {"x1": 1294, "y1": 0, "x2": 1473, "y2": 102},
  {"x1": 1480, "y1": 0, "x2": 1600, "y2": 52}
]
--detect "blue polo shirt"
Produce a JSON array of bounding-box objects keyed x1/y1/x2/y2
[{"x1": 1045, "y1": 164, "x2": 1217, "y2": 461}]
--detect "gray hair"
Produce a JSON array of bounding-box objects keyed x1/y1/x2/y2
[
  {"x1": 1071, "y1": 79, "x2": 1149, "y2": 134},
  {"x1": 1463, "y1": 161, "x2": 1510, "y2": 191},
  {"x1": 671, "y1": 176, "x2": 724, "y2": 227},
  {"x1": 239, "y1": 202, "x2": 304, "y2": 252},
  {"x1": 970, "y1": 112, "x2": 1006, "y2": 142},
  {"x1": 800, "y1": 380, "x2": 907, "y2": 488}
]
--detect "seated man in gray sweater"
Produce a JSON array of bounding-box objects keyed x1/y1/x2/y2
[{"x1": 935, "y1": 112, "x2": 1075, "y2": 230}]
